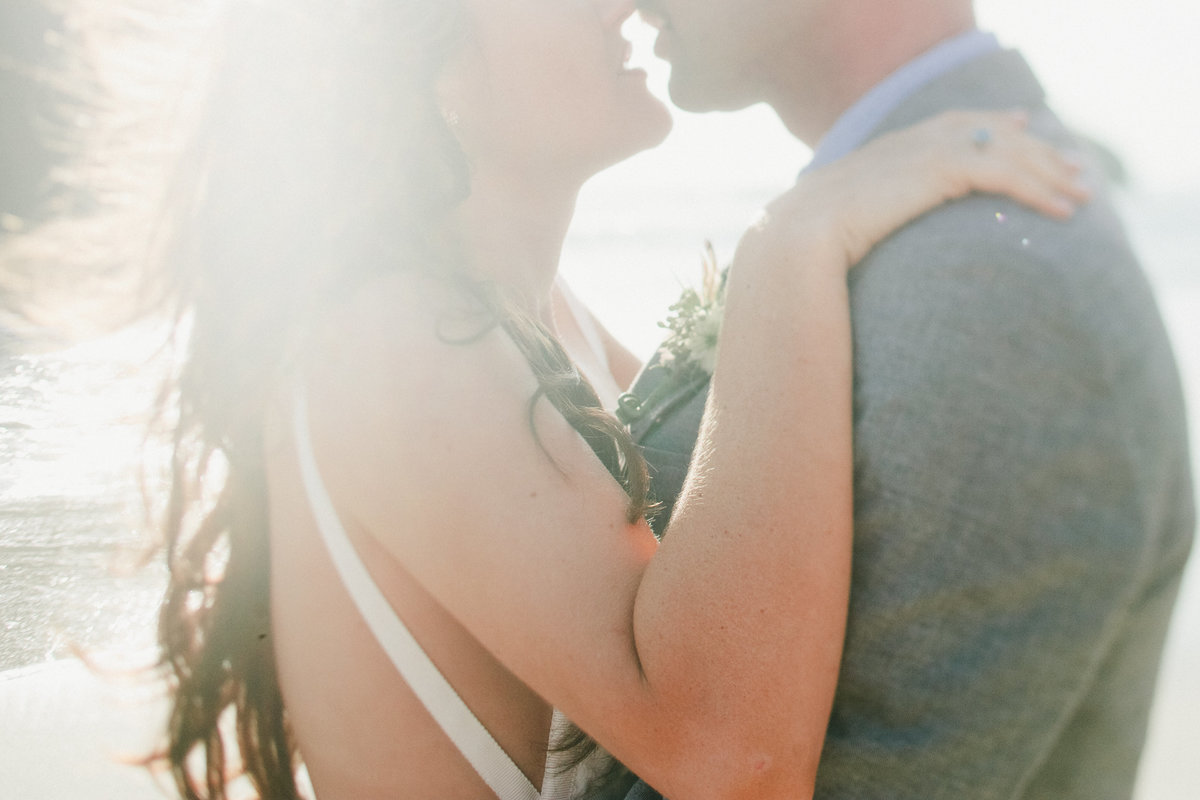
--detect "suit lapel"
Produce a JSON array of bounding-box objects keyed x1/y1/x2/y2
[{"x1": 621, "y1": 352, "x2": 711, "y2": 443}]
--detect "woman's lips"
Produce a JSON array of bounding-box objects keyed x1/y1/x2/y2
[{"x1": 614, "y1": 37, "x2": 639, "y2": 75}]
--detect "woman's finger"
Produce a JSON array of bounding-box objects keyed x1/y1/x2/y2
[{"x1": 962, "y1": 116, "x2": 1091, "y2": 217}]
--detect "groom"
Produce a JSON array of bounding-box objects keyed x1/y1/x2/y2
[{"x1": 626, "y1": 0, "x2": 1194, "y2": 797}]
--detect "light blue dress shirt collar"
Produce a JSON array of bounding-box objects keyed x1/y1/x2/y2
[{"x1": 806, "y1": 29, "x2": 1002, "y2": 171}]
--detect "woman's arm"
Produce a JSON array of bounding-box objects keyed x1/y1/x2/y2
[{"x1": 307, "y1": 110, "x2": 1086, "y2": 800}]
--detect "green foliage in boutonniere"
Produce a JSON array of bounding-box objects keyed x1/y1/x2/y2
[{"x1": 616, "y1": 242, "x2": 726, "y2": 425}]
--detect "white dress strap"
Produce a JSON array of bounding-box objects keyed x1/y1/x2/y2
[
  {"x1": 554, "y1": 276, "x2": 623, "y2": 409},
  {"x1": 291, "y1": 387, "x2": 541, "y2": 800},
  {"x1": 555, "y1": 277, "x2": 610, "y2": 374}
]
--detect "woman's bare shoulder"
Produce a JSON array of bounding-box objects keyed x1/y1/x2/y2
[
  {"x1": 305, "y1": 271, "x2": 533, "y2": 408},
  {"x1": 294, "y1": 270, "x2": 554, "y2": 515},
  {"x1": 289, "y1": 270, "x2": 653, "y2": 671}
]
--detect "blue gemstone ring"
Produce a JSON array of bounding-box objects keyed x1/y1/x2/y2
[{"x1": 972, "y1": 127, "x2": 993, "y2": 151}]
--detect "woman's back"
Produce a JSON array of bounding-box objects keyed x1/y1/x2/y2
[{"x1": 264, "y1": 275, "x2": 570, "y2": 799}]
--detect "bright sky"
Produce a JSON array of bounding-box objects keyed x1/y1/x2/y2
[{"x1": 977, "y1": 0, "x2": 1200, "y2": 193}]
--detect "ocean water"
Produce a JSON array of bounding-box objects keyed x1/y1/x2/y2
[{"x1": 0, "y1": 325, "x2": 169, "y2": 671}]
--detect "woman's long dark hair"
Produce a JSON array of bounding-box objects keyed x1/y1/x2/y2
[{"x1": 146, "y1": 2, "x2": 651, "y2": 798}]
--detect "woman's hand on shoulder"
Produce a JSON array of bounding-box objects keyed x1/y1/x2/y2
[{"x1": 748, "y1": 110, "x2": 1091, "y2": 269}]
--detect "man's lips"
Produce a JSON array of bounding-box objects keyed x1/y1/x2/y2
[{"x1": 635, "y1": 8, "x2": 673, "y2": 59}]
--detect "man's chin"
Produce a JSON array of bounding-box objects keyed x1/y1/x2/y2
[{"x1": 666, "y1": 73, "x2": 756, "y2": 114}]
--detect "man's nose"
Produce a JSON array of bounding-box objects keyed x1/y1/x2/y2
[{"x1": 595, "y1": 0, "x2": 638, "y2": 28}]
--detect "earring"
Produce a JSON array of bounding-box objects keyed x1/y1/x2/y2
[{"x1": 440, "y1": 107, "x2": 460, "y2": 128}]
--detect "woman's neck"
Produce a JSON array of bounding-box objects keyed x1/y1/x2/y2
[{"x1": 453, "y1": 168, "x2": 581, "y2": 327}]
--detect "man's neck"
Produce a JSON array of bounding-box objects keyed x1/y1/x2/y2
[
  {"x1": 801, "y1": 29, "x2": 1001, "y2": 172},
  {"x1": 766, "y1": 11, "x2": 977, "y2": 147}
]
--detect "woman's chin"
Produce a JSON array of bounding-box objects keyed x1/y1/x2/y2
[
  {"x1": 522, "y1": 96, "x2": 673, "y2": 188},
  {"x1": 603, "y1": 97, "x2": 674, "y2": 170},
  {"x1": 585, "y1": 126, "x2": 671, "y2": 180},
  {"x1": 645, "y1": 97, "x2": 675, "y2": 147},
  {"x1": 626, "y1": 73, "x2": 675, "y2": 143}
]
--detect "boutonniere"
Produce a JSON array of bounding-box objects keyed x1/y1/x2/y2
[{"x1": 616, "y1": 242, "x2": 726, "y2": 425}]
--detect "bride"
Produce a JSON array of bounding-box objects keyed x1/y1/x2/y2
[{"x1": 33, "y1": 1, "x2": 1085, "y2": 798}]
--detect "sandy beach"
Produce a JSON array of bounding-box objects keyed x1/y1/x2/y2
[{"x1": 0, "y1": 659, "x2": 166, "y2": 799}]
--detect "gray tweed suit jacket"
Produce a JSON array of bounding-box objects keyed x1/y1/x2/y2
[{"x1": 622, "y1": 50, "x2": 1194, "y2": 799}]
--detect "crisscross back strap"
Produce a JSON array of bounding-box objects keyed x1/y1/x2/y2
[{"x1": 291, "y1": 387, "x2": 540, "y2": 800}]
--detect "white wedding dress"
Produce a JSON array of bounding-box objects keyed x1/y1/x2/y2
[{"x1": 291, "y1": 389, "x2": 601, "y2": 800}]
